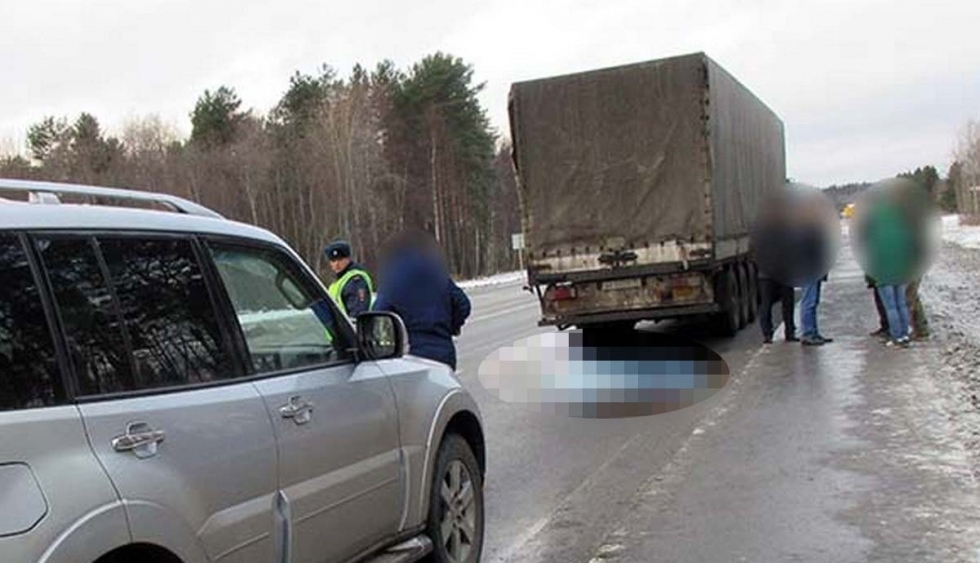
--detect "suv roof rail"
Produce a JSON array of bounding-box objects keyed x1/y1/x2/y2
[{"x1": 0, "y1": 178, "x2": 223, "y2": 219}]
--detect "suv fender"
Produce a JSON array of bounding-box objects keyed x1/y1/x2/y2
[
  {"x1": 415, "y1": 390, "x2": 485, "y2": 527},
  {"x1": 37, "y1": 502, "x2": 129, "y2": 563},
  {"x1": 121, "y1": 500, "x2": 209, "y2": 563}
]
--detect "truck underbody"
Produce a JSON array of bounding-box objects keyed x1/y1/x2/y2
[{"x1": 531, "y1": 254, "x2": 758, "y2": 335}]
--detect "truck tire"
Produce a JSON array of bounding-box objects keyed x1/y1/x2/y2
[
  {"x1": 735, "y1": 262, "x2": 752, "y2": 329},
  {"x1": 713, "y1": 268, "x2": 739, "y2": 336},
  {"x1": 746, "y1": 263, "x2": 759, "y2": 323}
]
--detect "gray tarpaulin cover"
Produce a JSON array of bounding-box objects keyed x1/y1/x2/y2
[{"x1": 509, "y1": 52, "x2": 785, "y2": 260}]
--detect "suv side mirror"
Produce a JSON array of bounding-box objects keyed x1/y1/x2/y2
[{"x1": 356, "y1": 312, "x2": 408, "y2": 360}]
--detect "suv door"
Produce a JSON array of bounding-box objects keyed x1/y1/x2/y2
[
  {"x1": 35, "y1": 233, "x2": 278, "y2": 563},
  {"x1": 0, "y1": 233, "x2": 125, "y2": 563},
  {"x1": 207, "y1": 240, "x2": 403, "y2": 563}
]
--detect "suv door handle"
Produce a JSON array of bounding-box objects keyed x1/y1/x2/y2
[
  {"x1": 112, "y1": 422, "x2": 165, "y2": 459},
  {"x1": 280, "y1": 396, "x2": 314, "y2": 425}
]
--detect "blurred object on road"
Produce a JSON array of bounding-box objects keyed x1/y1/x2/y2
[{"x1": 478, "y1": 330, "x2": 729, "y2": 419}]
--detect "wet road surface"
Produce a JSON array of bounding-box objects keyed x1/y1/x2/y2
[{"x1": 456, "y1": 245, "x2": 980, "y2": 562}]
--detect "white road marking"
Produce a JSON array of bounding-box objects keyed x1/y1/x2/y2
[{"x1": 488, "y1": 433, "x2": 645, "y2": 563}]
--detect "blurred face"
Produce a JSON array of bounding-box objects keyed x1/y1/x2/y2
[{"x1": 329, "y1": 256, "x2": 350, "y2": 274}]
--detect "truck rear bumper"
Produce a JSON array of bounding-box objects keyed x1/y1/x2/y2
[{"x1": 539, "y1": 302, "x2": 721, "y2": 327}]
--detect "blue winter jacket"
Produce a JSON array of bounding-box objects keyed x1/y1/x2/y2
[{"x1": 372, "y1": 250, "x2": 471, "y2": 369}]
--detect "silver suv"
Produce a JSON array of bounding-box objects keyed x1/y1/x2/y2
[{"x1": 0, "y1": 180, "x2": 485, "y2": 563}]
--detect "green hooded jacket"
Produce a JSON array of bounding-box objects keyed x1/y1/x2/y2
[{"x1": 865, "y1": 201, "x2": 914, "y2": 286}]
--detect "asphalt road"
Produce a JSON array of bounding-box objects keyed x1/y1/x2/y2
[
  {"x1": 455, "y1": 282, "x2": 774, "y2": 563},
  {"x1": 455, "y1": 247, "x2": 980, "y2": 563}
]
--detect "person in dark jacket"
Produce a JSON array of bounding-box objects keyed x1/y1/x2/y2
[
  {"x1": 752, "y1": 196, "x2": 798, "y2": 343},
  {"x1": 758, "y1": 270, "x2": 797, "y2": 344},
  {"x1": 905, "y1": 278, "x2": 929, "y2": 339},
  {"x1": 866, "y1": 275, "x2": 889, "y2": 337},
  {"x1": 372, "y1": 229, "x2": 471, "y2": 370},
  {"x1": 324, "y1": 240, "x2": 373, "y2": 318},
  {"x1": 796, "y1": 197, "x2": 835, "y2": 346}
]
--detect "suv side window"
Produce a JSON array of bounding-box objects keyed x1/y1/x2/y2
[
  {"x1": 208, "y1": 241, "x2": 351, "y2": 374},
  {"x1": 0, "y1": 234, "x2": 63, "y2": 410},
  {"x1": 37, "y1": 237, "x2": 133, "y2": 395},
  {"x1": 38, "y1": 235, "x2": 236, "y2": 395}
]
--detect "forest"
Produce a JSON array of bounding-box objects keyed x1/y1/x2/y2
[
  {"x1": 4, "y1": 50, "x2": 980, "y2": 277},
  {"x1": 0, "y1": 54, "x2": 522, "y2": 279}
]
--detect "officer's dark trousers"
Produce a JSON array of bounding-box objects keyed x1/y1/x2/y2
[{"x1": 759, "y1": 278, "x2": 796, "y2": 339}]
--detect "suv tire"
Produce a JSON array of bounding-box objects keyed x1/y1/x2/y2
[{"x1": 426, "y1": 433, "x2": 484, "y2": 563}]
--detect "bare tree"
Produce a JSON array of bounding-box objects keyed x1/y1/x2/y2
[
  {"x1": 954, "y1": 120, "x2": 980, "y2": 221},
  {"x1": 1, "y1": 56, "x2": 521, "y2": 280}
]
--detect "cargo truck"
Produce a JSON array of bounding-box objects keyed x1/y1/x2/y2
[{"x1": 508, "y1": 52, "x2": 786, "y2": 333}]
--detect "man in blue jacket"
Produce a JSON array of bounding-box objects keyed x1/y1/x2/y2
[{"x1": 372, "y1": 230, "x2": 471, "y2": 370}]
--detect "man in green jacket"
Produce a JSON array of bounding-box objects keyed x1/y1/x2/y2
[{"x1": 863, "y1": 198, "x2": 914, "y2": 346}]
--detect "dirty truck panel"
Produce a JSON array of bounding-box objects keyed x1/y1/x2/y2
[{"x1": 509, "y1": 52, "x2": 786, "y2": 328}]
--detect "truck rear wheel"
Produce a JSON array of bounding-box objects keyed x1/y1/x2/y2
[
  {"x1": 746, "y1": 263, "x2": 759, "y2": 323},
  {"x1": 737, "y1": 264, "x2": 751, "y2": 328},
  {"x1": 713, "y1": 268, "x2": 740, "y2": 336}
]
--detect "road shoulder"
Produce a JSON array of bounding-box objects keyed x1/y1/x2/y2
[{"x1": 588, "y1": 249, "x2": 980, "y2": 563}]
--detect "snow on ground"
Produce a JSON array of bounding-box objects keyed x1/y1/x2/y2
[
  {"x1": 941, "y1": 214, "x2": 980, "y2": 250},
  {"x1": 920, "y1": 230, "x2": 980, "y2": 480},
  {"x1": 457, "y1": 270, "x2": 525, "y2": 289}
]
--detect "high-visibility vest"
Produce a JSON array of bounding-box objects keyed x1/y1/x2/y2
[{"x1": 328, "y1": 268, "x2": 374, "y2": 317}]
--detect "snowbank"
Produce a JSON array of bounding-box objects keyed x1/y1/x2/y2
[
  {"x1": 457, "y1": 271, "x2": 526, "y2": 289},
  {"x1": 941, "y1": 214, "x2": 980, "y2": 250}
]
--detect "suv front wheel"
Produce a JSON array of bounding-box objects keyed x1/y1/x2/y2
[{"x1": 426, "y1": 433, "x2": 484, "y2": 563}]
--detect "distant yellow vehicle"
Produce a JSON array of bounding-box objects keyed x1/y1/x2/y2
[{"x1": 841, "y1": 203, "x2": 856, "y2": 219}]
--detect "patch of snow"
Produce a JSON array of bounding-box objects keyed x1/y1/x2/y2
[
  {"x1": 941, "y1": 214, "x2": 980, "y2": 250},
  {"x1": 457, "y1": 270, "x2": 525, "y2": 289},
  {"x1": 920, "y1": 241, "x2": 980, "y2": 482},
  {"x1": 238, "y1": 309, "x2": 312, "y2": 325}
]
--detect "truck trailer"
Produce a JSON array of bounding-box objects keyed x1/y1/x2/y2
[{"x1": 508, "y1": 52, "x2": 786, "y2": 333}]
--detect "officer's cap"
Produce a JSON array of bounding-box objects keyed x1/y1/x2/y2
[{"x1": 325, "y1": 240, "x2": 352, "y2": 261}]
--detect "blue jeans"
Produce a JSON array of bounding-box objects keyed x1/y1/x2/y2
[
  {"x1": 877, "y1": 285, "x2": 909, "y2": 341},
  {"x1": 800, "y1": 281, "x2": 822, "y2": 338}
]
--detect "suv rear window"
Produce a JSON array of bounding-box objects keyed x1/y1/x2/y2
[
  {"x1": 37, "y1": 237, "x2": 133, "y2": 395},
  {"x1": 39, "y1": 235, "x2": 236, "y2": 395},
  {"x1": 0, "y1": 234, "x2": 63, "y2": 410}
]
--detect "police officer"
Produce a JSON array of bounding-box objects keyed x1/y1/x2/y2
[{"x1": 324, "y1": 240, "x2": 373, "y2": 318}]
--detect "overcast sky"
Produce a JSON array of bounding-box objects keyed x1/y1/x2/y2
[{"x1": 2, "y1": 0, "x2": 977, "y2": 185}]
